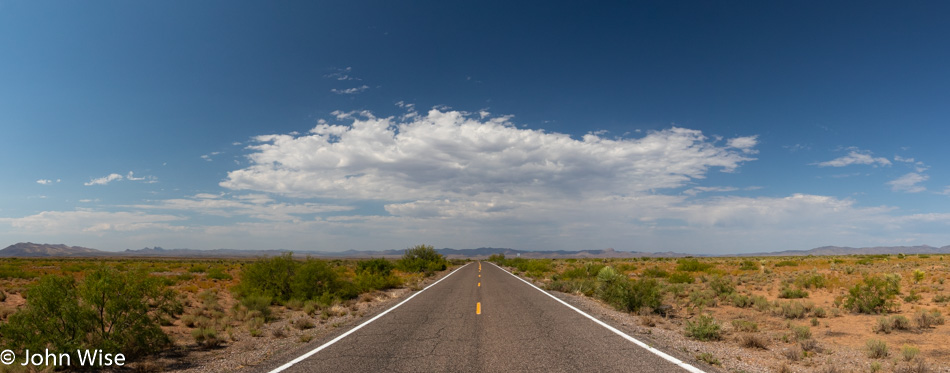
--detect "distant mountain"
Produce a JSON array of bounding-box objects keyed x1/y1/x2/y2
[
  {"x1": 4, "y1": 242, "x2": 950, "y2": 259},
  {"x1": 434, "y1": 247, "x2": 695, "y2": 259},
  {"x1": 740, "y1": 245, "x2": 950, "y2": 257},
  {"x1": 0, "y1": 242, "x2": 104, "y2": 257}
]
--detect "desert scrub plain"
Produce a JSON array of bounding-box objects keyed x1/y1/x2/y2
[
  {"x1": 0, "y1": 245, "x2": 456, "y2": 372},
  {"x1": 491, "y1": 254, "x2": 950, "y2": 373}
]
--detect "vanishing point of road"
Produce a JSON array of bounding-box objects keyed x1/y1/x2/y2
[{"x1": 256, "y1": 262, "x2": 705, "y2": 373}]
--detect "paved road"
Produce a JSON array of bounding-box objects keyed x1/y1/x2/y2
[{"x1": 262, "y1": 262, "x2": 701, "y2": 373}]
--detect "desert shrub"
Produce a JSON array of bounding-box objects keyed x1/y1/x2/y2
[
  {"x1": 752, "y1": 295, "x2": 771, "y2": 312},
  {"x1": 293, "y1": 259, "x2": 347, "y2": 301},
  {"x1": 546, "y1": 279, "x2": 596, "y2": 296},
  {"x1": 558, "y1": 263, "x2": 605, "y2": 279},
  {"x1": 0, "y1": 264, "x2": 37, "y2": 279},
  {"x1": 740, "y1": 333, "x2": 768, "y2": 349},
  {"x1": 795, "y1": 273, "x2": 827, "y2": 289},
  {"x1": 707, "y1": 274, "x2": 735, "y2": 296},
  {"x1": 192, "y1": 327, "x2": 220, "y2": 347},
  {"x1": 397, "y1": 245, "x2": 448, "y2": 274},
  {"x1": 779, "y1": 287, "x2": 809, "y2": 299},
  {"x1": 357, "y1": 258, "x2": 394, "y2": 274},
  {"x1": 730, "y1": 293, "x2": 753, "y2": 308},
  {"x1": 696, "y1": 352, "x2": 720, "y2": 366},
  {"x1": 206, "y1": 266, "x2": 232, "y2": 280},
  {"x1": 0, "y1": 267, "x2": 181, "y2": 360},
  {"x1": 777, "y1": 301, "x2": 807, "y2": 319},
  {"x1": 913, "y1": 269, "x2": 926, "y2": 284},
  {"x1": 188, "y1": 264, "x2": 208, "y2": 273},
  {"x1": 783, "y1": 346, "x2": 803, "y2": 361},
  {"x1": 867, "y1": 339, "x2": 889, "y2": 359},
  {"x1": 895, "y1": 359, "x2": 932, "y2": 373},
  {"x1": 933, "y1": 294, "x2": 950, "y2": 303},
  {"x1": 791, "y1": 325, "x2": 811, "y2": 340},
  {"x1": 293, "y1": 318, "x2": 315, "y2": 330},
  {"x1": 845, "y1": 274, "x2": 901, "y2": 314},
  {"x1": 914, "y1": 309, "x2": 945, "y2": 329},
  {"x1": 874, "y1": 316, "x2": 893, "y2": 334},
  {"x1": 676, "y1": 259, "x2": 713, "y2": 272},
  {"x1": 902, "y1": 345, "x2": 920, "y2": 362},
  {"x1": 904, "y1": 289, "x2": 922, "y2": 303},
  {"x1": 689, "y1": 289, "x2": 718, "y2": 309},
  {"x1": 234, "y1": 253, "x2": 297, "y2": 301},
  {"x1": 596, "y1": 266, "x2": 622, "y2": 283},
  {"x1": 685, "y1": 314, "x2": 721, "y2": 341},
  {"x1": 667, "y1": 272, "x2": 694, "y2": 284},
  {"x1": 239, "y1": 294, "x2": 273, "y2": 321},
  {"x1": 775, "y1": 260, "x2": 799, "y2": 267},
  {"x1": 812, "y1": 307, "x2": 827, "y2": 318},
  {"x1": 354, "y1": 258, "x2": 401, "y2": 292},
  {"x1": 739, "y1": 260, "x2": 759, "y2": 271},
  {"x1": 642, "y1": 266, "x2": 669, "y2": 278},
  {"x1": 800, "y1": 339, "x2": 822, "y2": 353},
  {"x1": 732, "y1": 319, "x2": 758, "y2": 332},
  {"x1": 598, "y1": 276, "x2": 663, "y2": 313}
]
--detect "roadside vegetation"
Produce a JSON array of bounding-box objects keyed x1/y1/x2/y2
[
  {"x1": 490, "y1": 253, "x2": 950, "y2": 372},
  {"x1": 0, "y1": 245, "x2": 455, "y2": 370}
]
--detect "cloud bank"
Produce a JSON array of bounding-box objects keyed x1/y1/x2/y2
[{"x1": 222, "y1": 109, "x2": 756, "y2": 207}]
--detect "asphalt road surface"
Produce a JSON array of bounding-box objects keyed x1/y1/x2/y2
[{"x1": 261, "y1": 262, "x2": 703, "y2": 373}]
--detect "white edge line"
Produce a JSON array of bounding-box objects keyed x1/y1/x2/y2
[
  {"x1": 268, "y1": 263, "x2": 471, "y2": 373},
  {"x1": 490, "y1": 262, "x2": 707, "y2": 373}
]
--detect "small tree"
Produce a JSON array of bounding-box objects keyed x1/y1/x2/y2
[
  {"x1": 845, "y1": 274, "x2": 901, "y2": 314},
  {"x1": 0, "y1": 267, "x2": 181, "y2": 360},
  {"x1": 397, "y1": 245, "x2": 447, "y2": 274}
]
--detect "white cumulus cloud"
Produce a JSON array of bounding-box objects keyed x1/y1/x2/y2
[
  {"x1": 84, "y1": 173, "x2": 123, "y2": 186},
  {"x1": 330, "y1": 85, "x2": 370, "y2": 95},
  {"x1": 887, "y1": 172, "x2": 928, "y2": 193},
  {"x1": 221, "y1": 109, "x2": 757, "y2": 205},
  {"x1": 816, "y1": 149, "x2": 891, "y2": 167},
  {"x1": 726, "y1": 135, "x2": 758, "y2": 154}
]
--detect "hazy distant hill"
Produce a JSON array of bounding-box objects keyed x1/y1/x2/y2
[
  {"x1": 0, "y1": 242, "x2": 103, "y2": 257},
  {"x1": 3, "y1": 242, "x2": 950, "y2": 259},
  {"x1": 740, "y1": 245, "x2": 950, "y2": 257}
]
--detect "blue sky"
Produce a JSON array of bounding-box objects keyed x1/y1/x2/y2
[{"x1": 2, "y1": 1, "x2": 949, "y2": 254}]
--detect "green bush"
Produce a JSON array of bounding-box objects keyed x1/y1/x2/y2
[
  {"x1": 707, "y1": 274, "x2": 735, "y2": 296},
  {"x1": 0, "y1": 267, "x2": 181, "y2": 360},
  {"x1": 234, "y1": 253, "x2": 298, "y2": 302},
  {"x1": 641, "y1": 266, "x2": 669, "y2": 278},
  {"x1": 845, "y1": 274, "x2": 901, "y2": 314},
  {"x1": 730, "y1": 293, "x2": 753, "y2": 308},
  {"x1": 355, "y1": 259, "x2": 401, "y2": 292},
  {"x1": 795, "y1": 273, "x2": 826, "y2": 289},
  {"x1": 291, "y1": 259, "x2": 343, "y2": 301},
  {"x1": 866, "y1": 339, "x2": 888, "y2": 359},
  {"x1": 732, "y1": 319, "x2": 758, "y2": 332},
  {"x1": 775, "y1": 260, "x2": 799, "y2": 267},
  {"x1": 0, "y1": 263, "x2": 37, "y2": 279},
  {"x1": 240, "y1": 294, "x2": 273, "y2": 321},
  {"x1": 597, "y1": 275, "x2": 663, "y2": 313},
  {"x1": 397, "y1": 245, "x2": 448, "y2": 274},
  {"x1": 685, "y1": 314, "x2": 721, "y2": 341},
  {"x1": 667, "y1": 272, "x2": 694, "y2": 284},
  {"x1": 206, "y1": 266, "x2": 233, "y2": 280},
  {"x1": 914, "y1": 309, "x2": 945, "y2": 329},
  {"x1": 779, "y1": 287, "x2": 809, "y2": 299},
  {"x1": 676, "y1": 259, "x2": 713, "y2": 272},
  {"x1": 739, "y1": 260, "x2": 759, "y2": 271}
]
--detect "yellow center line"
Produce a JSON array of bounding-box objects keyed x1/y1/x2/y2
[
  {"x1": 478, "y1": 282, "x2": 481, "y2": 287},
  {"x1": 476, "y1": 302, "x2": 481, "y2": 315}
]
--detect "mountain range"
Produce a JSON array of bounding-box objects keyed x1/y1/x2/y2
[{"x1": 2, "y1": 242, "x2": 950, "y2": 259}]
